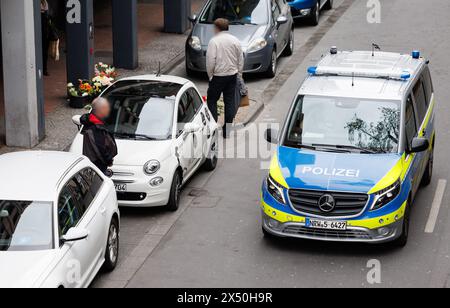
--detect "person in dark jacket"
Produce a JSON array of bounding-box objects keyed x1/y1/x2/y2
[{"x1": 80, "y1": 97, "x2": 118, "y2": 174}]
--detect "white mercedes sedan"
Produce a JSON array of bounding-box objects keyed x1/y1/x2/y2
[
  {"x1": 0, "y1": 151, "x2": 120, "y2": 288},
  {"x1": 70, "y1": 75, "x2": 219, "y2": 211}
]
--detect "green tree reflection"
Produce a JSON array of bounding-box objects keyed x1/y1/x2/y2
[{"x1": 345, "y1": 107, "x2": 400, "y2": 153}]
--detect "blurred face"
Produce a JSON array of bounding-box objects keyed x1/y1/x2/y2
[{"x1": 95, "y1": 100, "x2": 111, "y2": 120}]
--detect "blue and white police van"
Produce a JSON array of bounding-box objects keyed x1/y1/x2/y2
[{"x1": 262, "y1": 48, "x2": 435, "y2": 246}]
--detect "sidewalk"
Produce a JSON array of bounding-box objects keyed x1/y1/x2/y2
[{"x1": 0, "y1": 0, "x2": 206, "y2": 154}]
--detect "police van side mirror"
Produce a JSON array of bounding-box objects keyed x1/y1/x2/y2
[
  {"x1": 409, "y1": 137, "x2": 430, "y2": 153},
  {"x1": 265, "y1": 129, "x2": 279, "y2": 144}
]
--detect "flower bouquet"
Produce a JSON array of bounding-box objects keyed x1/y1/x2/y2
[{"x1": 67, "y1": 80, "x2": 95, "y2": 109}]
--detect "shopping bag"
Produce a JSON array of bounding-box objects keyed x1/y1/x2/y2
[
  {"x1": 49, "y1": 39, "x2": 60, "y2": 61},
  {"x1": 240, "y1": 95, "x2": 250, "y2": 107}
]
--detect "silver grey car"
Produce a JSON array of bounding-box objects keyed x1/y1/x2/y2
[{"x1": 186, "y1": 0, "x2": 294, "y2": 78}]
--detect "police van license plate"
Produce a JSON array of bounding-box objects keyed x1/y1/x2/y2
[
  {"x1": 115, "y1": 184, "x2": 127, "y2": 192},
  {"x1": 305, "y1": 218, "x2": 347, "y2": 230}
]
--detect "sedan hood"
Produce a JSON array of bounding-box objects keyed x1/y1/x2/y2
[
  {"x1": 0, "y1": 250, "x2": 57, "y2": 288},
  {"x1": 193, "y1": 23, "x2": 268, "y2": 48},
  {"x1": 113, "y1": 139, "x2": 174, "y2": 166},
  {"x1": 277, "y1": 146, "x2": 403, "y2": 193}
]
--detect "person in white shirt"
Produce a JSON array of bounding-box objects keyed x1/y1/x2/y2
[{"x1": 206, "y1": 18, "x2": 244, "y2": 138}]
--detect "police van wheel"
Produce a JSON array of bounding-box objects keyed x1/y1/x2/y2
[
  {"x1": 324, "y1": 0, "x2": 333, "y2": 10},
  {"x1": 393, "y1": 202, "x2": 411, "y2": 248},
  {"x1": 421, "y1": 148, "x2": 434, "y2": 187},
  {"x1": 262, "y1": 226, "x2": 275, "y2": 239},
  {"x1": 166, "y1": 172, "x2": 182, "y2": 212}
]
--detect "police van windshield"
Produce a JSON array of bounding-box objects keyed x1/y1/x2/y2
[
  {"x1": 284, "y1": 95, "x2": 401, "y2": 154},
  {"x1": 200, "y1": 0, "x2": 269, "y2": 25}
]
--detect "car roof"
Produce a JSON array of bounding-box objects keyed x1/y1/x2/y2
[
  {"x1": 299, "y1": 50, "x2": 426, "y2": 100},
  {"x1": 118, "y1": 74, "x2": 192, "y2": 87},
  {"x1": 0, "y1": 151, "x2": 85, "y2": 202}
]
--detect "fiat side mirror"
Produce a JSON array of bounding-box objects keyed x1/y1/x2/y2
[
  {"x1": 72, "y1": 115, "x2": 82, "y2": 130},
  {"x1": 184, "y1": 122, "x2": 202, "y2": 133}
]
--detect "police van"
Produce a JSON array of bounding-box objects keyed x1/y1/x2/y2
[{"x1": 262, "y1": 48, "x2": 435, "y2": 246}]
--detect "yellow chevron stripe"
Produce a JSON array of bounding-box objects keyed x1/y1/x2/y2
[{"x1": 269, "y1": 153, "x2": 289, "y2": 188}]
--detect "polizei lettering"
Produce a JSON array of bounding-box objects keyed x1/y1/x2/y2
[{"x1": 302, "y1": 167, "x2": 361, "y2": 178}]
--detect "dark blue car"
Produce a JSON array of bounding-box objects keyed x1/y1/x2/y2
[{"x1": 287, "y1": 0, "x2": 333, "y2": 26}]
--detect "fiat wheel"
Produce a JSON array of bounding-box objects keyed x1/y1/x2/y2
[{"x1": 166, "y1": 171, "x2": 182, "y2": 212}]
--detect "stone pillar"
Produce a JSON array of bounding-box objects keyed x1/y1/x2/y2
[
  {"x1": 0, "y1": 0, "x2": 42, "y2": 147},
  {"x1": 112, "y1": 0, "x2": 138, "y2": 70},
  {"x1": 65, "y1": 0, "x2": 95, "y2": 84}
]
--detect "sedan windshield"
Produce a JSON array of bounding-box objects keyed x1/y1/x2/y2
[
  {"x1": 284, "y1": 96, "x2": 401, "y2": 154},
  {"x1": 102, "y1": 80, "x2": 183, "y2": 140},
  {"x1": 200, "y1": 0, "x2": 269, "y2": 25},
  {"x1": 0, "y1": 201, "x2": 53, "y2": 251}
]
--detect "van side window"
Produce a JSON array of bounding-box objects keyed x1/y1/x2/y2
[
  {"x1": 422, "y1": 67, "x2": 434, "y2": 104},
  {"x1": 405, "y1": 95, "x2": 418, "y2": 150},
  {"x1": 413, "y1": 81, "x2": 427, "y2": 125}
]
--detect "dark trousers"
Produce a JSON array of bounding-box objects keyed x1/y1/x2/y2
[
  {"x1": 41, "y1": 13, "x2": 49, "y2": 74},
  {"x1": 207, "y1": 75, "x2": 238, "y2": 136}
]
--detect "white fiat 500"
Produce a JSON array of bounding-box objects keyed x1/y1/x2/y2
[
  {"x1": 0, "y1": 151, "x2": 120, "y2": 288},
  {"x1": 70, "y1": 75, "x2": 219, "y2": 210}
]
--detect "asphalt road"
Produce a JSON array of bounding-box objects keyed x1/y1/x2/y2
[{"x1": 94, "y1": 0, "x2": 450, "y2": 288}]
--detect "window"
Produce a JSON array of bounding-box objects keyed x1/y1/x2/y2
[
  {"x1": 187, "y1": 88, "x2": 204, "y2": 113},
  {"x1": 57, "y1": 169, "x2": 103, "y2": 236},
  {"x1": 272, "y1": 0, "x2": 281, "y2": 19},
  {"x1": 58, "y1": 181, "x2": 84, "y2": 236},
  {"x1": 0, "y1": 201, "x2": 53, "y2": 251},
  {"x1": 102, "y1": 80, "x2": 180, "y2": 140},
  {"x1": 284, "y1": 96, "x2": 401, "y2": 153},
  {"x1": 199, "y1": 0, "x2": 269, "y2": 25},
  {"x1": 178, "y1": 92, "x2": 197, "y2": 124},
  {"x1": 422, "y1": 67, "x2": 434, "y2": 104},
  {"x1": 405, "y1": 95, "x2": 418, "y2": 150},
  {"x1": 80, "y1": 168, "x2": 104, "y2": 199},
  {"x1": 413, "y1": 80, "x2": 427, "y2": 124}
]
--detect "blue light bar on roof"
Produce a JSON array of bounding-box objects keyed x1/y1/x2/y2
[
  {"x1": 412, "y1": 50, "x2": 420, "y2": 59},
  {"x1": 307, "y1": 66, "x2": 317, "y2": 75},
  {"x1": 401, "y1": 72, "x2": 411, "y2": 80}
]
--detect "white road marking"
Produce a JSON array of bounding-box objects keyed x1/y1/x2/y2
[{"x1": 425, "y1": 179, "x2": 447, "y2": 234}]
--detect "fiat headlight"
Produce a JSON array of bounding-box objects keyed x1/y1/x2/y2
[
  {"x1": 247, "y1": 38, "x2": 267, "y2": 53},
  {"x1": 144, "y1": 160, "x2": 160, "y2": 175},
  {"x1": 266, "y1": 175, "x2": 286, "y2": 204},
  {"x1": 188, "y1": 36, "x2": 202, "y2": 51},
  {"x1": 371, "y1": 179, "x2": 401, "y2": 211}
]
